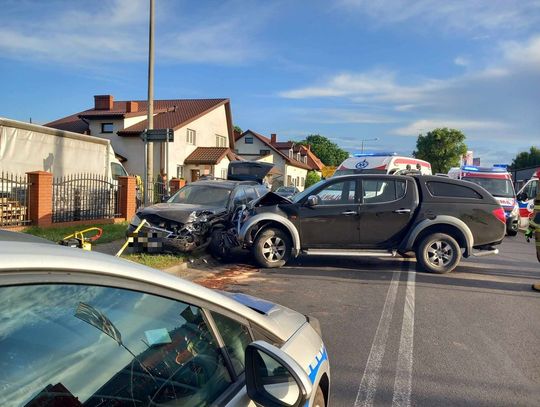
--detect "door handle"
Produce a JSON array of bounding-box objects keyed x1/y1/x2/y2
[
  {"x1": 393, "y1": 208, "x2": 411, "y2": 214},
  {"x1": 342, "y1": 210, "x2": 358, "y2": 215}
]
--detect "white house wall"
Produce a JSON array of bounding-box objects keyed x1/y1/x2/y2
[{"x1": 285, "y1": 164, "x2": 308, "y2": 191}]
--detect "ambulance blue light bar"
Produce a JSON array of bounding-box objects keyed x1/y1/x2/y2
[
  {"x1": 461, "y1": 165, "x2": 507, "y2": 172},
  {"x1": 353, "y1": 152, "x2": 397, "y2": 157}
]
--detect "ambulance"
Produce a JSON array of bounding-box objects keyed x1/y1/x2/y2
[
  {"x1": 334, "y1": 153, "x2": 432, "y2": 176},
  {"x1": 516, "y1": 169, "x2": 540, "y2": 229},
  {"x1": 448, "y1": 166, "x2": 519, "y2": 235}
]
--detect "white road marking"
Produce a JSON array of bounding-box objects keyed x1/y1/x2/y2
[
  {"x1": 354, "y1": 271, "x2": 400, "y2": 407},
  {"x1": 392, "y1": 271, "x2": 416, "y2": 407}
]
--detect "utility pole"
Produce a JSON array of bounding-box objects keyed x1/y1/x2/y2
[
  {"x1": 146, "y1": 0, "x2": 155, "y2": 205},
  {"x1": 360, "y1": 137, "x2": 379, "y2": 153}
]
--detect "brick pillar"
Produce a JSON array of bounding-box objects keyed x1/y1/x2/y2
[
  {"x1": 26, "y1": 171, "x2": 53, "y2": 227},
  {"x1": 118, "y1": 176, "x2": 137, "y2": 220},
  {"x1": 169, "y1": 178, "x2": 186, "y2": 195}
]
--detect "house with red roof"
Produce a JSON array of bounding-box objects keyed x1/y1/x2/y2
[
  {"x1": 234, "y1": 130, "x2": 322, "y2": 191},
  {"x1": 46, "y1": 95, "x2": 238, "y2": 182}
]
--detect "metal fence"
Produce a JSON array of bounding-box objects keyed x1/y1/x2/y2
[
  {"x1": 52, "y1": 174, "x2": 121, "y2": 223},
  {"x1": 0, "y1": 172, "x2": 31, "y2": 227}
]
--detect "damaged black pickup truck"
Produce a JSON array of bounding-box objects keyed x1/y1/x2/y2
[
  {"x1": 236, "y1": 173, "x2": 507, "y2": 274},
  {"x1": 127, "y1": 162, "x2": 271, "y2": 253}
]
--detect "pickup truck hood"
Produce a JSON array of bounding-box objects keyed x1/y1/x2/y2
[
  {"x1": 221, "y1": 291, "x2": 307, "y2": 340},
  {"x1": 138, "y1": 203, "x2": 227, "y2": 224}
]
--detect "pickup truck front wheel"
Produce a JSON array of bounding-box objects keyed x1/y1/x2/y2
[
  {"x1": 416, "y1": 233, "x2": 461, "y2": 274},
  {"x1": 252, "y1": 228, "x2": 291, "y2": 268}
]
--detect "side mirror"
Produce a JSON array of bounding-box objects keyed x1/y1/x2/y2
[
  {"x1": 306, "y1": 195, "x2": 319, "y2": 207},
  {"x1": 245, "y1": 341, "x2": 312, "y2": 407},
  {"x1": 161, "y1": 195, "x2": 170, "y2": 203},
  {"x1": 517, "y1": 192, "x2": 528, "y2": 202}
]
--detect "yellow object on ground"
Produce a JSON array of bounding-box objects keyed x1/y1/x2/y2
[{"x1": 59, "y1": 227, "x2": 103, "y2": 251}]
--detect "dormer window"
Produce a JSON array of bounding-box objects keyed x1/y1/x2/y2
[
  {"x1": 101, "y1": 123, "x2": 114, "y2": 133},
  {"x1": 289, "y1": 149, "x2": 293, "y2": 158}
]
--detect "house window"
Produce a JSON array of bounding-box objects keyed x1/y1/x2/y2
[
  {"x1": 260, "y1": 149, "x2": 270, "y2": 155},
  {"x1": 287, "y1": 175, "x2": 292, "y2": 186},
  {"x1": 176, "y1": 165, "x2": 185, "y2": 179},
  {"x1": 221, "y1": 168, "x2": 227, "y2": 179},
  {"x1": 101, "y1": 123, "x2": 114, "y2": 133},
  {"x1": 303, "y1": 156, "x2": 307, "y2": 164},
  {"x1": 288, "y1": 150, "x2": 293, "y2": 158},
  {"x1": 300, "y1": 177, "x2": 305, "y2": 187},
  {"x1": 245, "y1": 136, "x2": 253, "y2": 144},
  {"x1": 186, "y1": 129, "x2": 196, "y2": 145},
  {"x1": 216, "y1": 134, "x2": 227, "y2": 147},
  {"x1": 296, "y1": 153, "x2": 301, "y2": 161}
]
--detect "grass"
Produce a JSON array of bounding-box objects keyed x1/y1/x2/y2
[
  {"x1": 122, "y1": 253, "x2": 186, "y2": 269},
  {"x1": 24, "y1": 222, "x2": 128, "y2": 245}
]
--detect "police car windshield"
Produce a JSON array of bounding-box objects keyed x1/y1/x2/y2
[
  {"x1": 463, "y1": 177, "x2": 515, "y2": 198},
  {"x1": 168, "y1": 185, "x2": 232, "y2": 206}
]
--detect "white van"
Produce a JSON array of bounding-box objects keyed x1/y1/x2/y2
[{"x1": 334, "y1": 153, "x2": 432, "y2": 176}]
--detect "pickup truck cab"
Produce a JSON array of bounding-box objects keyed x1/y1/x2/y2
[{"x1": 238, "y1": 174, "x2": 506, "y2": 274}]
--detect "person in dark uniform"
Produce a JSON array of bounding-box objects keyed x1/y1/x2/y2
[{"x1": 525, "y1": 190, "x2": 540, "y2": 291}]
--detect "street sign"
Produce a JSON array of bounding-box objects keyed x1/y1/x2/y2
[{"x1": 140, "y1": 128, "x2": 174, "y2": 142}]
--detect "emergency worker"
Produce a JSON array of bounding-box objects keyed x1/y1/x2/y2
[{"x1": 525, "y1": 189, "x2": 540, "y2": 291}]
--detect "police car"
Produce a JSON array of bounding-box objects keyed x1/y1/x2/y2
[
  {"x1": 0, "y1": 231, "x2": 330, "y2": 407},
  {"x1": 448, "y1": 166, "x2": 519, "y2": 236}
]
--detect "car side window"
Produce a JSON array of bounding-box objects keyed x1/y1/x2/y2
[
  {"x1": 232, "y1": 188, "x2": 247, "y2": 207},
  {"x1": 0, "y1": 284, "x2": 233, "y2": 406},
  {"x1": 362, "y1": 179, "x2": 405, "y2": 203},
  {"x1": 315, "y1": 181, "x2": 355, "y2": 205},
  {"x1": 426, "y1": 181, "x2": 482, "y2": 199},
  {"x1": 211, "y1": 312, "x2": 252, "y2": 375}
]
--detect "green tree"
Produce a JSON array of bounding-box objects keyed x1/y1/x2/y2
[
  {"x1": 413, "y1": 128, "x2": 467, "y2": 174},
  {"x1": 304, "y1": 170, "x2": 321, "y2": 188},
  {"x1": 233, "y1": 125, "x2": 243, "y2": 134},
  {"x1": 297, "y1": 134, "x2": 349, "y2": 166},
  {"x1": 509, "y1": 146, "x2": 540, "y2": 170}
]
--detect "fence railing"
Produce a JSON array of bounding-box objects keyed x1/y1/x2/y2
[
  {"x1": 0, "y1": 172, "x2": 31, "y2": 227},
  {"x1": 52, "y1": 174, "x2": 121, "y2": 223}
]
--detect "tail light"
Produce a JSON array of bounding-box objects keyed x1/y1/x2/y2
[{"x1": 492, "y1": 207, "x2": 506, "y2": 224}]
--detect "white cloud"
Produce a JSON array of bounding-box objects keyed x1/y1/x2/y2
[
  {"x1": 391, "y1": 119, "x2": 506, "y2": 137},
  {"x1": 454, "y1": 56, "x2": 470, "y2": 67},
  {"x1": 0, "y1": 0, "x2": 263, "y2": 66},
  {"x1": 338, "y1": 0, "x2": 540, "y2": 33}
]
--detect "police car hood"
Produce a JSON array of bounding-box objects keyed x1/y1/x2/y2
[{"x1": 220, "y1": 291, "x2": 307, "y2": 339}]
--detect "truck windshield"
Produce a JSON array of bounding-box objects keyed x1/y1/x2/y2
[
  {"x1": 462, "y1": 177, "x2": 515, "y2": 198},
  {"x1": 168, "y1": 185, "x2": 232, "y2": 206}
]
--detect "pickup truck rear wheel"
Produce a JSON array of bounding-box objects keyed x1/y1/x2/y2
[
  {"x1": 252, "y1": 228, "x2": 291, "y2": 268},
  {"x1": 416, "y1": 233, "x2": 461, "y2": 274}
]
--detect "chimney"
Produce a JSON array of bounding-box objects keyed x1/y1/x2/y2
[
  {"x1": 271, "y1": 133, "x2": 277, "y2": 144},
  {"x1": 94, "y1": 95, "x2": 114, "y2": 110},
  {"x1": 126, "y1": 101, "x2": 139, "y2": 113}
]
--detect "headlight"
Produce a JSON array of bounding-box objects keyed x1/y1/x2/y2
[
  {"x1": 511, "y1": 204, "x2": 519, "y2": 217},
  {"x1": 130, "y1": 213, "x2": 141, "y2": 226}
]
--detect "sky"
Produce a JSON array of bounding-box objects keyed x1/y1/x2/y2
[{"x1": 1, "y1": 0, "x2": 539, "y2": 165}]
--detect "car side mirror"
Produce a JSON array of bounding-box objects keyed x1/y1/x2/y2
[
  {"x1": 306, "y1": 195, "x2": 319, "y2": 207},
  {"x1": 517, "y1": 192, "x2": 528, "y2": 202},
  {"x1": 161, "y1": 195, "x2": 170, "y2": 203},
  {"x1": 245, "y1": 341, "x2": 312, "y2": 407}
]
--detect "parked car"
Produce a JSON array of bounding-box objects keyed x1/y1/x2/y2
[
  {"x1": 275, "y1": 186, "x2": 300, "y2": 199},
  {"x1": 127, "y1": 162, "x2": 271, "y2": 253},
  {"x1": 448, "y1": 165, "x2": 520, "y2": 236},
  {"x1": 236, "y1": 174, "x2": 506, "y2": 274},
  {"x1": 0, "y1": 238, "x2": 330, "y2": 407}
]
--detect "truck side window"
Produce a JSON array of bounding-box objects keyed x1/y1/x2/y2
[
  {"x1": 363, "y1": 179, "x2": 403, "y2": 203},
  {"x1": 211, "y1": 313, "x2": 252, "y2": 375},
  {"x1": 426, "y1": 181, "x2": 482, "y2": 199}
]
